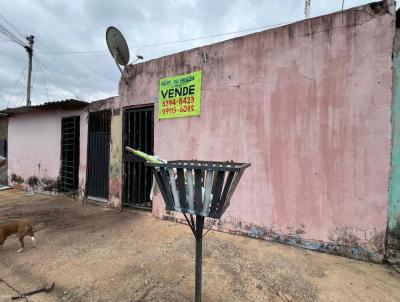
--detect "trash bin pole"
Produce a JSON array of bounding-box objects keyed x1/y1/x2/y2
[{"x1": 195, "y1": 215, "x2": 205, "y2": 302}]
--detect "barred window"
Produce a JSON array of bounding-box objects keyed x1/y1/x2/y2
[{"x1": 0, "y1": 139, "x2": 7, "y2": 158}]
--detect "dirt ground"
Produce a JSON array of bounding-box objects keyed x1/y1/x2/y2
[{"x1": 0, "y1": 189, "x2": 399, "y2": 302}]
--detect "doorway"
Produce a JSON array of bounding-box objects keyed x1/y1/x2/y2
[
  {"x1": 123, "y1": 106, "x2": 154, "y2": 209},
  {"x1": 86, "y1": 110, "x2": 111, "y2": 201},
  {"x1": 61, "y1": 116, "x2": 80, "y2": 194}
]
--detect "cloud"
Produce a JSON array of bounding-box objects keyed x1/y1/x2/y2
[{"x1": 0, "y1": 0, "x2": 372, "y2": 109}]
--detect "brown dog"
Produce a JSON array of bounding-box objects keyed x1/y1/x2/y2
[{"x1": 0, "y1": 220, "x2": 35, "y2": 252}]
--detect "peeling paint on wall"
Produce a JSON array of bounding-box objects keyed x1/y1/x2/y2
[{"x1": 109, "y1": 114, "x2": 122, "y2": 208}]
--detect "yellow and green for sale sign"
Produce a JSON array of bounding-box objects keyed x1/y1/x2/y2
[{"x1": 159, "y1": 70, "x2": 202, "y2": 119}]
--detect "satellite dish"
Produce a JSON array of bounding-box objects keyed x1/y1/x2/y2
[
  {"x1": 106, "y1": 26, "x2": 130, "y2": 66},
  {"x1": 106, "y1": 26, "x2": 143, "y2": 83},
  {"x1": 106, "y1": 26, "x2": 143, "y2": 84}
]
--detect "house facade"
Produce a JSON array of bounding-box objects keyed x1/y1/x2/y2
[
  {"x1": 111, "y1": 2, "x2": 396, "y2": 262},
  {"x1": 5, "y1": 100, "x2": 88, "y2": 194},
  {"x1": 3, "y1": 98, "x2": 119, "y2": 200},
  {"x1": 3, "y1": 2, "x2": 400, "y2": 264}
]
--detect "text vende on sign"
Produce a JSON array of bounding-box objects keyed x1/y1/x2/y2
[{"x1": 159, "y1": 70, "x2": 202, "y2": 119}]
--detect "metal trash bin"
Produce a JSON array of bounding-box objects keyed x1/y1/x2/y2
[{"x1": 146, "y1": 160, "x2": 250, "y2": 302}]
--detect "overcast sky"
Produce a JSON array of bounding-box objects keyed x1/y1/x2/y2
[{"x1": 0, "y1": 0, "x2": 372, "y2": 109}]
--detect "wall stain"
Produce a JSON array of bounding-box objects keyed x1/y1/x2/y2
[
  {"x1": 27, "y1": 176, "x2": 39, "y2": 188},
  {"x1": 161, "y1": 213, "x2": 384, "y2": 262},
  {"x1": 11, "y1": 174, "x2": 60, "y2": 194},
  {"x1": 41, "y1": 177, "x2": 61, "y2": 193},
  {"x1": 11, "y1": 173, "x2": 23, "y2": 184}
]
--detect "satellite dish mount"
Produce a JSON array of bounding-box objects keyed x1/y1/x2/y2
[{"x1": 112, "y1": 46, "x2": 128, "y2": 83}]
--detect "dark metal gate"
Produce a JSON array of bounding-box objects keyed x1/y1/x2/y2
[
  {"x1": 86, "y1": 110, "x2": 111, "y2": 200},
  {"x1": 123, "y1": 106, "x2": 154, "y2": 209},
  {"x1": 61, "y1": 116, "x2": 80, "y2": 193}
]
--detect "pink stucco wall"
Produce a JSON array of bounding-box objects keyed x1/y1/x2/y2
[
  {"x1": 118, "y1": 4, "x2": 394, "y2": 260},
  {"x1": 8, "y1": 109, "x2": 87, "y2": 194}
]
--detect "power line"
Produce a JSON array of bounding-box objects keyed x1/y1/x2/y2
[
  {"x1": 36, "y1": 53, "x2": 93, "y2": 97},
  {"x1": 0, "y1": 15, "x2": 36, "y2": 108},
  {"x1": 34, "y1": 54, "x2": 83, "y2": 100},
  {"x1": 36, "y1": 21, "x2": 290, "y2": 55},
  {"x1": 36, "y1": 42, "x2": 97, "y2": 94},
  {"x1": 0, "y1": 23, "x2": 26, "y2": 47},
  {"x1": 34, "y1": 56, "x2": 50, "y2": 102},
  {"x1": 6, "y1": 64, "x2": 27, "y2": 108},
  {"x1": 35, "y1": 38, "x2": 95, "y2": 99},
  {"x1": 0, "y1": 14, "x2": 25, "y2": 40},
  {"x1": 13, "y1": 69, "x2": 27, "y2": 107},
  {"x1": 35, "y1": 57, "x2": 76, "y2": 99},
  {"x1": 14, "y1": 71, "x2": 27, "y2": 108},
  {"x1": 30, "y1": 58, "x2": 39, "y2": 103},
  {"x1": 35, "y1": 39, "x2": 56, "y2": 54},
  {"x1": 138, "y1": 22, "x2": 290, "y2": 49},
  {"x1": 35, "y1": 39, "x2": 79, "y2": 101},
  {"x1": 0, "y1": 24, "x2": 24, "y2": 45},
  {"x1": 37, "y1": 48, "x2": 105, "y2": 55}
]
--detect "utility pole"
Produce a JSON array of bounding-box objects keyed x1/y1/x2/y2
[
  {"x1": 304, "y1": 0, "x2": 311, "y2": 19},
  {"x1": 25, "y1": 35, "x2": 34, "y2": 107}
]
